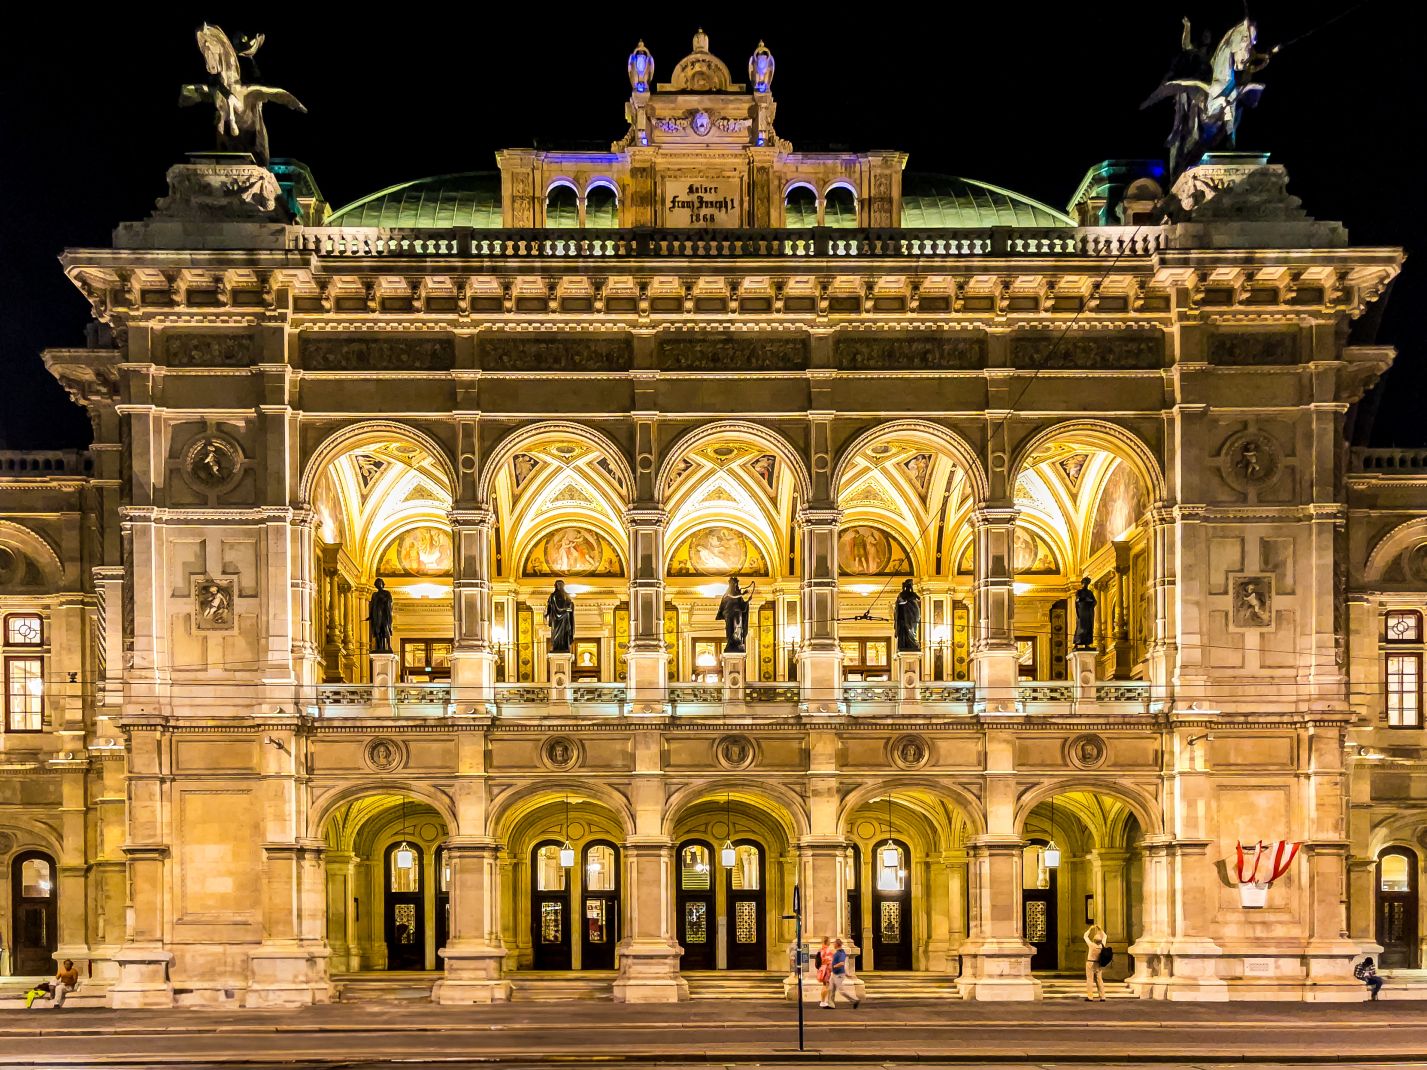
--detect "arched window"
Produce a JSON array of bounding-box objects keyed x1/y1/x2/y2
[
  {"x1": 585, "y1": 185, "x2": 618, "y2": 228},
  {"x1": 824, "y1": 185, "x2": 857, "y2": 228},
  {"x1": 535, "y1": 843, "x2": 567, "y2": 891},
  {"x1": 1382, "y1": 851, "x2": 1412, "y2": 892},
  {"x1": 730, "y1": 843, "x2": 761, "y2": 890},
  {"x1": 876, "y1": 841, "x2": 907, "y2": 891},
  {"x1": 679, "y1": 842, "x2": 711, "y2": 890},
  {"x1": 584, "y1": 843, "x2": 616, "y2": 892},
  {"x1": 784, "y1": 185, "x2": 817, "y2": 228},
  {"x1": 20, "y1": 856, "x2": 52, "y2": 897},
  {"x1": 545, "y1": 184, "x2": 579, "y2": 228}
]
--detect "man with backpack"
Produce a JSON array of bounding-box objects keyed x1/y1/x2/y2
[{"x1": 1083, "y1": 925, "x2": 1111, "y2": 1001}]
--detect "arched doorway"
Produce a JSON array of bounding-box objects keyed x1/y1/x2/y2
[
  {"x1": 384, "y1": 841, "x2": 425, "y2": 970},
  {"x1": 581, "y1": 842, "x2": 619, "y2": 970},
  {"x1": 1019, "y1": 789, "x2": 1146, "y2": 979},
  {"x1": 531, "y1": 841, "x2": 571, "y2": 970},
  {"x1": 726, "y1": 841, "x2": 766, "y2": 970},
  {"x1": 321, "y1": 792, "x2": 450, "y2": 972},
  {"x1": 676, "y1": 840, "x2": 716, "y2": 971},
  {"x1": 1378, "y1": 846, "x2": 1419, "y2": 969},
  {"x1": 9, "y1": 850, "x2": 56, "y2": 975},
  {"x1": 871, "y1": 838, "x2": 913, "y2": 970}
]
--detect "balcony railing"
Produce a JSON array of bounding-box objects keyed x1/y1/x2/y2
[
  {"x1": 1352, "y1": 448, "x2": 1427, "y2": 473},
  {"x1": 306, "y1": 678, "x2": 1150, "y2": 717},
  {"x1": 292, "y1": 225, "x2": 1162, "y2": 261}
]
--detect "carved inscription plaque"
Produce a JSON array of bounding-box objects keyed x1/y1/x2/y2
[
  {"x1": 479, "y1": 336, "x2": 632, "y2": 372},
  {"x1": 301, "y1": 335, "x2": 454, "y2": 371},
  {"x1": 1010, "y1": 332, "x2": 1165, "y2": 370},
  {"x1": 835, "y1": 334, "x2": 987, "y2": 371},
  {"x1": 658, "y1": 333, "x2": 808, "y2": 371},
  {"x1": 165, "y1": 333, "x2": 254, "y2": 367},
  {"x1": 1207, "y1": 331, "x2": 1298, "y2": 366}
]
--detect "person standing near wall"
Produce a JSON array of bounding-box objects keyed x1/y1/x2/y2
[{"x1": 1083, "y1": 925, "x2": 1108, "y2": 1001}]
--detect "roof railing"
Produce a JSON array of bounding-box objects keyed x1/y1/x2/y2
[
  {"x1": 0, "y1": 450, "x2": 94, "y2": 476},
  {"x1": 1352, "y1": 448, "x2": 1427, "y2": 474},
  {"x1": 292, "y1": 225, "x2": 1161, "y2": 260}
]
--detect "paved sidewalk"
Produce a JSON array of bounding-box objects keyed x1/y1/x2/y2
[{"x1": 2, "y1": 999, "x2": 1426, "y2": 1064}]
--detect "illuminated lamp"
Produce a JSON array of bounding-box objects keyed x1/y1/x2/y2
[{"x1": 721, "y1": 792, "x2": 737, "y2": 868}]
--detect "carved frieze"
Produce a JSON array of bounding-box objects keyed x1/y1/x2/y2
[
  {"x1": 1010, "y1": 332, "x2": 1165, "y2": 370},
  {"x1": 301, "y1": 335, "x2": 455, "y2": 371},
  {"x1": 1207, "y1": 330, "x2": 1298, "y2": 366},
  {"x1": 164, "y1": 332, "x2": 254, "y2": 367},
  {"x1": 835, "y1": 333, "x2": 987, "y2": 371},
  {"x1": 658, "y1": 333, "x2": 808, "y2": 371},
  {"x1": 479, "y1": 335, "x2": 632, "y2": 372}
]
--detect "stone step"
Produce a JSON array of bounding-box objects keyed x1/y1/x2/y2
[
  {"x1": 509, "y1": 971, "x2": 616, "y2": 1001},
  {"x1": 331, "y1": 972, "x2": 439, "y2": 1003},
  {"x1": 0, "y1": 978, "x2": 106, "y2": 1009},
  {"x1": 686, "y1": 970, "x2": 785, "y2": 1000}
]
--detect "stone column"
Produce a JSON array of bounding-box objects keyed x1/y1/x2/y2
[
  {"x1": 924, "y1": 852, "x2": 954, "y2": 973},
  {"x1": 625, "y1": 508, "x2": 668, "y2": 711},
  {"x1": 796, "y1": 507, "x2": 842, "y2": 713},
  {"x1": 613, "y1": 840, "x2": 687, "y2": 1002},
  {"x1": 434, "y1": 839, "x2": 511, "y2": 1004},
  {"x1": 322, "y1": 557, "x2": 342, "y2": 682},
  {"x1": 956, "y1": 836, "x2": 1039, "y2": 1000},
  {"x1": 111, "y1": 719, "x2": 173, "y2": 1009},
  {"x1": 339, "y1": 581, "x2": 357, "y2": 683},
  {"x1": 449, "y1": 508, "x2": 498, "y2": 708},
  {"x1": 1144, "y1": 505, "x2": 1177, "y2": 699},
  {"x1": 52, "y1": 756, "x2": 92, "y2": 975},
  {"x1": 946, "y1": 849, "x2": 970, "y2": 976},
  {"x1": 324, "y1": 851, "x2": 359, "y2": 972},
  {"x1": 970, "y1": 506, "x2": 1020, "y2": 712},
  {"x1": 785, "y1": 841, "x2": 857, "y2": 1000},
  {"x1": 289, "y1": 511, "x2": 323, "y2": 693}
]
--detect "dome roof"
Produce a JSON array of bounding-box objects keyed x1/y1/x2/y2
[
  {"x1": 900, "y1": 173, "x2": 1074, "y2": 228},
  {"x1": 327, "y1": 170, "x2": 1075, "y2": 230},
  {"x1": 328, "y1": 172, "x2": 503, "y2": 229}
]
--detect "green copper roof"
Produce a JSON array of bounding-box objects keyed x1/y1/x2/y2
[
  {"x1": 328, "y1": 172, "x2": 503, "y2": 228},
  {"x1": 327, "y1": 170, "x2": 1075, "y2": 229},
  {"x1": 900, "y1": 173, "x2": 1074, "y2": 228}
]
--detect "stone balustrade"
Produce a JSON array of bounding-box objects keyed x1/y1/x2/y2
[{"x1": 1352, "y1": 448, "x2": 1427, "y2": 473}]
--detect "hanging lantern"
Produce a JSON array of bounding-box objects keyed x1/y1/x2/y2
[
  {"x1": 881, "y1": 840, "x2": 900, "y2": 868},
  {"x1": 721, "y1": 792, "x2": 737, "y2": 868},
  {"x1": 1043, "y1": 840, "x2": 1062, "y2": 869},
  {"x1": 559, "y1": 840, "x2": 575, "y2": 868},
  {"x1": 394, "y1": 841, "x2": 415, "y2": 870}
]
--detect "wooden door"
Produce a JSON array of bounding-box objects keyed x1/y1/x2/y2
[
  {"x1": 871, "y1": 838, "x2": 913, "y2": 970},
  {"x1": 531, "y1": 842, "x2": 571, "y2": 970},
  {"x1": 725, "y1": 841, "x2": 766, "y2": 970},
  {"x1": 676, "y1": 840, "x2": 716, "y2": 970},
  {"x1": 581, "y1": 842, "x2": 619, "y2": 970},
  {"x1": 1378, "y1": 847, "x2": 1419, "y2": 969},
  {"x1": 384, "y1": 842, "x2": 425, "y2": 970},
  {"x1": 10, "y1": 851, "x2": 57, "y2": 976}
]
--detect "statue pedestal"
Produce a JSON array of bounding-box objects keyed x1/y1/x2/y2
[
  {"x1": 1069, "y1": 649, "x2": 1097, "y2": 703},
  {"x1": 895, "y1": 651, "x2": 922, "y2": 712},
  {"x1": 370, "y1": 654, "x2": 398, "y2": 714},
  {"x1": 721, "y1": 651, "x2": 747, "y2": 710},
  {"x1": 548, "y1": 653, "x2": 573, "y2": 708}
]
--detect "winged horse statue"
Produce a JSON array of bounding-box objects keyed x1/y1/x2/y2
[
  {"x1": 1143, "y1": 17, "x2": 1273, "y2": 178},
  {"x1": 179, "y1": 25, "x2": 305, "y2": 165}
]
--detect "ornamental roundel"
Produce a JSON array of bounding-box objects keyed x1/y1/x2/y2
[
  {"x1": 364, "y1": 737, "x2": 407, "y2": 773},
  {"x1": 181, "y1": 433, "x2": 244, "y2": 494},
  {"x1": 1219, "y1": 430, "x2": 1281, "y2": 493},
  {"x1": 541, "y1": 735, "x2": 581, "y2": 771},
  {"x1": 1066, "y1": 733, "x2": 1108, "y2": 770},
  {"x1": 715, "y1": 733, "x2": 756, "y2": 770},
  {"x1": 889, "y1": 733, "x2": 931, "y2": 771}
]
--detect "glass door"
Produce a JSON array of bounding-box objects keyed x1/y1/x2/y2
[
  {"x1": 1378, "y1": 847, "x2": 1419, "y2": 969},
  {"x1": 676, "y1": 840, "x2": 716, "y2": 970},
  {"x1": 531, "y1": 842, "x2": 571, "y2": 969},
  {"x1": 725, "y1": 841, "x2": 766, "y2": 970},
  {"x1": 1022, "y1": 841, "x2": 1059, "y2": 971},
  {"x1": 383, "y1": 842, "x2": 425, "y2": 970},
  {"x1": 581, "y1": 842, "x2": 619, "y2": 970},
  {"x1": 10, "y1": 851, "x2": 57, "y2": 975},
  {"x1": 871, "y1": 838, "x2": 912, "y2": 970}
]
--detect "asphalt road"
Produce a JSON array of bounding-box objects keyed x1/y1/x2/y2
[{"x1": 3, "y1": 999, "x2": 1426, "y2": 1066}]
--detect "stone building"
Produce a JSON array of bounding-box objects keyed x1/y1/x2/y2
[{"x1": 0, "y1": 31, "x2": 1417, "y2": 1005}]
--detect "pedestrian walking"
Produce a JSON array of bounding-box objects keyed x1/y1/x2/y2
[
  {"x1": 1355, "y1": 956, "x2": 1384, "y2": 1001},
  {"x1": 51, "y1": 959, "x2": 80, "y2": 1008},
  {"x1": 816, "y1": 937, "x2": 833, "y2": 1008},
  {"x1": 1083, "y1": 924, "x2": 1108, "y2": 1001},
  {"x1": 827, "y1": 938, "x2": 860, "y2": 1009}
]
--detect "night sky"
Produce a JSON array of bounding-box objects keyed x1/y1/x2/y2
[{"x1": 1, "y1": 4, "x2": 1420, "y2": 450}]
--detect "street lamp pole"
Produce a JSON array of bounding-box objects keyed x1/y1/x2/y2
[{"x1": 782, "y1": 884, "x2": 804, "y2": 1052}]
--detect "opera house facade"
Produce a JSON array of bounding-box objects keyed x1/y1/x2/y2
[{"x1": 0, "y1": 31, "x2": 1418, "y2": 1006}]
